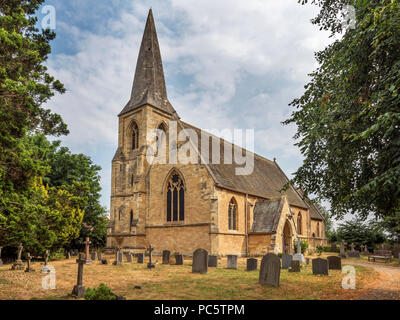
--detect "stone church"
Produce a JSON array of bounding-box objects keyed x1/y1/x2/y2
[{"x1": 106, "y1": 9, "x2": 327, "y2": 256}]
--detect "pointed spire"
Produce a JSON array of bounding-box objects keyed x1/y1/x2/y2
[{"x1": 119, "y1": 9, "x2": 178, "y2": 118}]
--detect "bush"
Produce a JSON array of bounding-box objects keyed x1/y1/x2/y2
[
  {"x1": 293, "y1": 239, "x2": 308, "y2": 254},
  {"x1": 316, "y1": 246, "x2": 323, "y2": 256},
  {"x1": 50, "y1": 248, "x2": 66, "y2": 261},
  {"x1": 84, "y1": 283, "x2": 117, "y2": 300}
]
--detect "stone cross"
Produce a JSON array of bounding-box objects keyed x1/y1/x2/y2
[
  {"x1": 360, "y1": 244, "x2": 365, "y2": 252},
  {"x1": 296, "y1": 239, "x2": 302, "y2": 254},
  {"x1": 350, "y1": 243, "x2": 355, "y2": 251},
  {"x1": 72, "y1": 253, "x2": 86, "y2": 298},
  {"x1": 17, "y1": 243, "x2": 23, "y2": 262},
  {"x1": 84, "y1": 237, "x2": 91, "y2": 261},
  {"x1": 147, "y1": 244, "x2": 155, "y2": 269},
  {"x1": 25, "y1": 253, "x2": 34, "y2": 272}
]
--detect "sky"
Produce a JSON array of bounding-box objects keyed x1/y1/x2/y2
[{"x1": 37, "y1": 0, "x2": 336, "y2": 220}]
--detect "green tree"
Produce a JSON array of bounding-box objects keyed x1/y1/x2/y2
[
  {"x1": 336, "y1": 217, "x2": 386, "y2": 250},
  {"x1": 284, "y1": 0, "x2": 400, "y2": 219},
  {"x1": 380, "y1": 213, "x2": 400, "y2": 242}
]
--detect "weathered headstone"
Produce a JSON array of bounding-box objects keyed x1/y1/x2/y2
[
  {"x1": 348, "y1": 250, "x2": 361, "y2": 258},
  {"x1": 208, "y1": 255, "x2": 218, "y2": 268},
  {"x1": 0, "y1": 247, "x2": 3, "y2": 266},
  {"x1": 137, "y1": 253, "x2": 144, "y2": 264},
  {"x1": 259, "y1": 253, "x2": 281, "y2": 287},
  {"x1": 192, "y1": 248, "x2": 208, "y2": 274},
  {"x1": 162, "y1": 250, "x2": 171, "y2": 265},
  {"x1": 339, "y1": 240, "x2": 347, "y2": 258},
  {"x1": 227, "y1": 255, "x2": 238, "y2": 269},
  {"x1": 289, "y1": 260, "x2": 300, "y2": 272},
  {"x1": 11, "y1": 243, "x2": 24, "y2": 270},
  {"x1": 71, "y1": 253, "x2": 86, "y2": 298},
  {"x1": 350, "y1": 243, "x2": 356, "y2": 251},
  {"x1": 25, "y1": 253, "x2": 35, "y2": 272},
  {"x1": 312, "y1": 258, "x2": 328, "y2": 275},
  {"x1": 91, "y1": 251, "x2": 97, "y2": 261},
  {"x1": 175, "y1": 253, "x2": 183, "y2": 265},
  {"x1": 147, "y1": 244, "x2": 155, "y2": 269},
  {"x1": 97, "y1": 252, "x2": 102, "y2": 261},
  {"x1": 281, "y1": 254, "x2": 292, "y2": 269},
  {"x1": 246, "y1": 258, "x2": 257, "y2": 271},
  {"x1": 327, "y1": 256, "x2": 341, "y2": 270},
  {"x1": 41, "y1": 250, "x2": 51, "y2": 273},
  {"x1": 113, "y1": 248, "x2": 123, "y2": 265},
  {"x1": 127, "y1": 252, "x2": 133, "y2": 263},
  {"x1": 84, "y1": 237, "x2": 92, "y2": 264}
]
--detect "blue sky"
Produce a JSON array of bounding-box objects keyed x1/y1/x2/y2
[{"x1": 38, "y1": 0, "x2": 335, "y2": 219}]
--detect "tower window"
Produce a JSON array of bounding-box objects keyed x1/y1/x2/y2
[{"x1": 132, "y1": 122, "x2": 139, "y2": 150}]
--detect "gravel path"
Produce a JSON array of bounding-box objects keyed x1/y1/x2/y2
[{"x1": 346, "y1": 261, "x2": 400, "y2": 300}]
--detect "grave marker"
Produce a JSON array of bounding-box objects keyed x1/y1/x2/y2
[
  {"x1": 71, "y1": 253, "x2": 86, "y2": 298},
  {"x1": 192, "y1": 248, "x2": 208, "y2": 274},
  {"x1": 312, "y1": 258, "x2": 328, "y2": 275},
  {"x1": 259, "y1": 253, "x2": 280, "y2": 287},
  {"x1": 227, "y1": 255, "x2": 238, "y2": 269}
]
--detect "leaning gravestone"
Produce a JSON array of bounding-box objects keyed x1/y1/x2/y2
[
  {"x1": 175, "y1": 254, "x2": 184, "y2": 265},
  {"x1": 327, "y1": 256, "x2": 341, "y2": 270},
  {"x1": 312, "y1": 258, "x2": 329, "y2": 275},
  {"x1": 162, "y1": 250, "x2": 171, "y2": 265},
  {"x1": 246, "y1": 258, "x2": 257, "y2": 271},
  {"x1": 289, "y1": 260, "x2": 300, "y2": 273},
  {"x1": 137, "y1": 253, "x2": 144, "y2": 264},
  {"x1": 227, "y1": 255, "x2": 238, "y2": 269},
  {"x1": 208, "y1": 255, "x2": 218, "y2": 268},
  {"x1": 281, "y1": 254, "x2": 292, "y2": 269},
  {"x1": 192, "y1": 248, "x2": 208, "y2": 274},
  {"x1": 259, "y1": 253, "x2": 280, "y2": 287}
]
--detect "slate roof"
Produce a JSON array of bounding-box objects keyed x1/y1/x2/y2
[
  {"x1": 180, "y1": 121, "x2": 308, "y2": 209},
  {"x1": 119, "y1": 9, "x2": 178, "y2": 119},
  {"x1": 250, "y1": 201, "x2": 284, "y2": 234}
]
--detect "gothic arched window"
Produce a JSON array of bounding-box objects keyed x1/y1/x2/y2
[
  {"x1": 166, "y1": 172, "x2": 185, "y2": 222},
  {"x1": 131, "y1": 122, "x2": 139, "y2": 150},
  {"x1": 228, "y1": 198, "x2": 238, "y2": 230},
  {"x1": 156, "y1": 122, "x2": 167, "y2": 158},
  {"x1": 317, "y1": 222, "x2": 320, "y2": 237},
  {"x1": 297, "y1": 212, "x2": 302, "y2": 235}
]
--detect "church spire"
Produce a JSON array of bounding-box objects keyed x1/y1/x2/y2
[{"x1": 119, "y1": 9, "x2": 178, "y2": 118}]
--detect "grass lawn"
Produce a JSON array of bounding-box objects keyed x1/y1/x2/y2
[{"x1": 0, "y1": 254, "x2": 379, "y2": 300}]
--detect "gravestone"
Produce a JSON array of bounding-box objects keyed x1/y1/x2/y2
[
  {"x1": 12, "y1": 243, "x2": 24, "y2": 270},
  {"x1": 362, "y1": 245, "x2": 370, "y2": 256},
  {"x1": 0, "y1": 247, "x2": 3, "y2": 266},
  {"x1": 65, "y1": 251, "x2": 71, "y2": 259},
  {"x1": 147, "y1": 244, "x2": 155, "y2": 269},
  {"x1": 127, "y1": 252, "x2": 133, "y2": 263},
  {"x1": 113, "y1": 247, "x2": 123, "y2": 265},
  {"x1": 331, "y1": 243, "x2": 337, "y2": 251},
  {"x1": 293, "y1": 239, "x2": 305, "y2": 263},
  {"x1": 84, "y1": 237, "x2": 93, "y2": 264},
  {"x1": 259, "y1": 253, "x2": 280, "y2": 287},
  {"x1": 327, "y1": 256, "x2": 341, "y2": 270},
  {"x1": 91, "y1": 251, "x2": 97, "y2": 261},
  {"x1": 306, "y1": 258, "x2": 310, "y2": 265},
  {"x1": 350, "y1": 243, "x2": 356, "y2": 251},
  {"x1": 175, "y1": 254, "x2": 184, "y2": 265},
  {"x1": 312, "y1": 258, "x2": 328, "y2": 275},
  {"x1": 289, "y1": 260, "x2": 300, "y2": 273},
  {"x1": 137, "y1": 253, "x2": 144, "y2": 264},
  {"x1": 208, "y1": 255, "x2": 218, "y2": 268},
  {"x1": 25, "y1": 253, "x2": 35, "y2": 272},
  {"x1": 101, "y1": 259, "x2": 108, "y2": 265},
  {"x1": 227, "y1": 255, "x2": 238, "y2": 269},
  {"x1": 281, "y1": 254, "x2": 292, "y2": 269},
  {"x1": 246, "y1": 258, "x2": 257, "y2": 271},
  {"x1": 162, "y1": 250, "x2": 171, "y2": 265},
  {"x1": 41, "y1": 250, "x2": 51, "y2": 273},
  {"x1": 97, "y1": 252, "x2": 102, "y2": 261},
  {"x1": 348, "y1": 250, "x2": 360, "y2": 258},
  {"x1": 71, "y1": 253, "x2": 86, "y2": 298},
  {"x1": 192, "y1": 248, "x2": 208, "y2": 274},
  {"x1": 339, "y1": 240, "x2": 347, "y2": 258}
]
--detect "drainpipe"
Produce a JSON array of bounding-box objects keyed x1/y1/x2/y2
[{"x1": 245, "y1": 193, "x2": 249, "y2": 257}]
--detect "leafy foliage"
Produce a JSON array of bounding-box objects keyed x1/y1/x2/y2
[
  {"x1": 293, "y1": 239, "x2": 308, "y2": 254},
  {"x1": 84, "y1": 283, "x2": 117, "y2": 301},
  {"x1": 285, "y1": 0, "x2": 400, "y2": 219}
]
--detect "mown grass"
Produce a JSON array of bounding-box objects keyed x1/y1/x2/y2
[{"x1": 0, "y1": 254, "x2": 378, "y2": 300}]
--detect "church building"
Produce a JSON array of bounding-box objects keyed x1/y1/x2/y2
[{"x1": 106, "y1": 9, "x2": 327, "y2": 256}]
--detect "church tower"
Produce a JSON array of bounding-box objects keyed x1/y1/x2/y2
[{"x1": 107, "y1": 9, "x2": 178, "y2": 249}]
